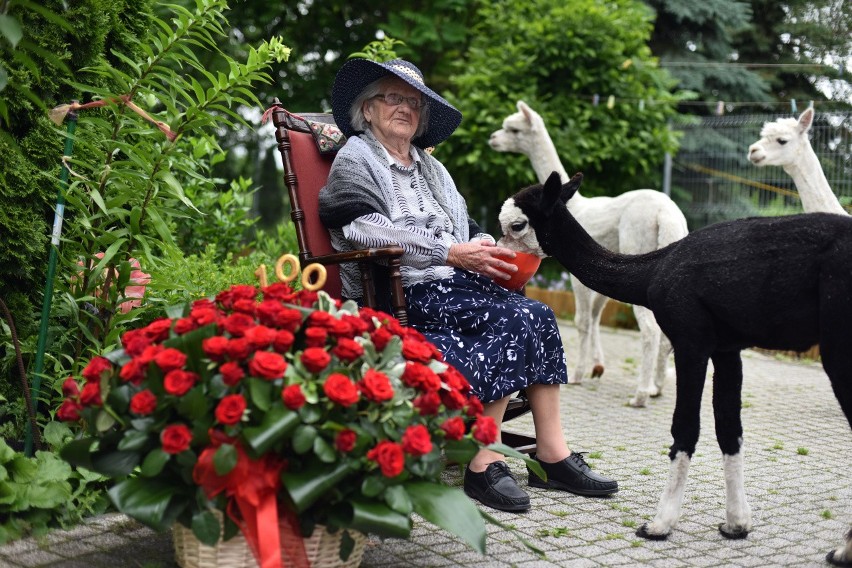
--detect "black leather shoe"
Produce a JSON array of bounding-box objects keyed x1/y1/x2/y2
[
  {"x1": 527, "y1": 452, "x2": 619, "y2": 497},
  {"x1": 463, "y1": 461, "x2": 531, "y2": 512}
]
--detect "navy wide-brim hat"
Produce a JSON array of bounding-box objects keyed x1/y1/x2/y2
[{"x1": 331, "y1": 58, "x2": 462, "y2": 149}]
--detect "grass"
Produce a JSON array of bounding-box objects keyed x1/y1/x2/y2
[
  {"x1": 822, "y1": 510, "x2": 833, "y2": 520},
  {"x1": 537, "y1": 527, "x2": 570, "y2": 538},
  {"x1": 797, "y1": 447, "x2": 809, "y2": 455},
  {"x1": 639, "y1": 467, "x2": 652, "y2": 475}
]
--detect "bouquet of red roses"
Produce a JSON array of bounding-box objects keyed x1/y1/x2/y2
[{"x1": 58, "y1": 282, "x2": 534, "y2": 565}]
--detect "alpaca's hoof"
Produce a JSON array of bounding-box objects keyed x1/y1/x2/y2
[
  {"x1": 629, "y1": 394, "x2": 648, "y2": 408},
  {"x1": 719, "y1": 523, "x2": 749, "y2": 540},
  {"x1": 636, "y1": 523, "x2": 669, "y2": 541},
  {"x1": 826, "y1": 550, "x2": 852, "y2": 567},
  {"x1": 591, "y1": 364, "x2": 604, "y2": 378},
  {"x1": 649, "y1": 384, "x2": 662, "y2": 398}
]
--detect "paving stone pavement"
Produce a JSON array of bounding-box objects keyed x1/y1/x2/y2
[{"x1": 1, "y1": 321, "x2": 849, "y2": 568}]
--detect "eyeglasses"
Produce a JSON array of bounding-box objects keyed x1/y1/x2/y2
[{"x1": 373, "y1": 93, "x2": 426, "y2": 110}]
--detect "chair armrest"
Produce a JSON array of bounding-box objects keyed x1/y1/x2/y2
[{"x1": 304, "y1": 246, "x2": 407, "y2": 325}]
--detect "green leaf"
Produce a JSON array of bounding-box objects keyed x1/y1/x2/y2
[
  {"x1": 313, "y1": 436, "x2": 335, "y2": 463},
  {"x1": 360, "y1": 475, "x2": 385, "y2": 498},
  {"x1": 176, "y1": 387, "x2": 209, "y2": 420},
  {"x1": 443, "y1": 438, "x2": 479, "y2": 465},
  {"x1": 191, "y1": 509, "x2": 221, "y2": 546},
  {"x1": 283, "y1": 461, "x2": 351, "y2": 514},
  {"x1": 346, "y1": 500, "x2": 411, "y2": 539},
  {"x1": 95, "y1": 410, "x2": 117, "y2": 432},
  {"x1": 91, "y1": 450, "x2": 140, "y2": 477},
  {"x1": 118, "y1": 430, "x2": 150, "y2": 451},
  {"x1": 59, "y1": 438, "x2": 97, "y2": 470},
  {"x1": 247, "y1": 377, "x2": 273, "y2": 412},
  {"x1": 406, "y1": 481, "x2": 486, "y2": 554},
  {"x1": 213, "y1": 444, "x2": 237, "y2": 475},
  {"x1": 383, "y1": 485, "x2": 412, "y2": 516},
  {"x1": 0, "y1": 15, "x2": 23, "y2": 48},
  {"x1": 243, "y1": 406, "x2": 299, "y2": 454},
  {"x1": 489, "y1": 443, "x2": 546, "y2": 480},
  {"x1": 108, "y1": 477, "x2": 189, "y2": 531},
  {"x1": 292, "y1": 425, "x2": 316, "y2": 454},
  {"x1": 140, "y1": 449, "x2": 169, "y2": 477}
]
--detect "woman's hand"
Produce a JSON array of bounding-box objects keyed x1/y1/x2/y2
[{"x1": 446, "y1": 241, "x2": 518, "y2": 281}]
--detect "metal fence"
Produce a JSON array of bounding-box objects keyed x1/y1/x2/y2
[{"x1": 669, "y1": 112, "x2": 852, "y2": 230}]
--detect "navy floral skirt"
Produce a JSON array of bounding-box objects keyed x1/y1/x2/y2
[{"x1": 404, "y1": 271, "x2": 568, "y2": 403}]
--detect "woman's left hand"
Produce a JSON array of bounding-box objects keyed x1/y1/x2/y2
[{"x1": 446, "y1": 241, "x2": 518, "y2": 281}]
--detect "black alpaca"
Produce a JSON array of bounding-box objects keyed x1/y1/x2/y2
[{"x1": 499, "y1": 172, "x2": 852, "y2": 566}]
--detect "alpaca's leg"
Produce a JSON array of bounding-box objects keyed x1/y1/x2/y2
[
  {"x1": 629, "y1": 305, "x2": 660, "y2": 407},
  {"x1": 637, "y1": 350, "x2": 709, "y2": 539},
  {"x1": 711, "y1": 350, "x2": 751, "y2": 538},
  {"x1": 653, "y1": 332, "x2": 674, "y2": 397},
  {"x1": 588, "y1": 290, "x2": 608, "y2": 377},
  {"x1": 568, "y1": 277, "x2": 594, "y2": 383}
]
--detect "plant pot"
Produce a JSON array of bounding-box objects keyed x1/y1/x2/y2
[{"x1": 172, "y1": 512, "x2": 367, "y2": 568}]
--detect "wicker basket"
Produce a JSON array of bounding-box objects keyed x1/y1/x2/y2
[{"x1": 173, "y1": 512, "x2": 367, "y2": 568}]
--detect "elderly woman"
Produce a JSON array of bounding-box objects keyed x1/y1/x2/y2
[{"x1": 318, "y1": 58, "x2": 617, "y2": 512}]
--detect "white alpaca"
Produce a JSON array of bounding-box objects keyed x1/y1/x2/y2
[
  {"x1": 490, "y1": 101, "x2": 688, "y2": 407},
  {"x1": 748, "y1": 107, "x2": 847, "y2": 215}
]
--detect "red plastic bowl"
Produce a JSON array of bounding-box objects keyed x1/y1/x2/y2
[{"x1": 493, "y1": 251, "x2": 542, "y2": 290}]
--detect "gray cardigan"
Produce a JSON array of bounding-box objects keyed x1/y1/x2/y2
[{"x1": 318, "y1": 131, "x2": 492, "y2": 300}]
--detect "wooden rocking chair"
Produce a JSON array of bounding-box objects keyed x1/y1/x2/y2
[{"x1": 268, "y1": 100, "x2": 535, "y2": 453}]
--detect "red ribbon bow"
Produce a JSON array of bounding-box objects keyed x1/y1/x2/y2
[{"x1": 194, "y1": 432, "x2": 309, "y2": 568}]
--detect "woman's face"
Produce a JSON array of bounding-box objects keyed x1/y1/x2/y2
[{"x1": 362, "y1": 77, "x2": 423, "y2": 146}]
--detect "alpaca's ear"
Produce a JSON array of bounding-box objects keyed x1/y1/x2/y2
[
  {"x1": 540, "y1": 171, "x2": 563, "y2": 210},
  {"x1": 518, "y1": 100, "x2": 533, "y2": 122},
  {"x1": 798, "y1": 107, "x2": 814, "y2": 133},
  {"x1": 560, "y1": 172, "x2": 583, "y2": 203}
]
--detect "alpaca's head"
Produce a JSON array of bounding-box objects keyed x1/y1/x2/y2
[
  {"x1": 497, "y1": 171, "x2": 583, "y2": 256},
  {"x1": 748, "y1": 107, "x2": 815, "y2": 168},
  {"x1": 489, "y1": 100, "x2": 546, "y2": 156}
]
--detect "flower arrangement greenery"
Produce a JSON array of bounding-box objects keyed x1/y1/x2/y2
[{"x1": 58, "y1": 280, "x2": 539, "y2": 564}]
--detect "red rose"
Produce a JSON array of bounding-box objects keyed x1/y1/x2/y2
[
  {"x1": 202, "y1": 336, "x2": 229, "y2": 360},
  {"x1": 297, "y1": 290, "x2": 318, "y2": 307},
  {"x1": 261, "y1": 282, "x2": 293, "y2": 301},
  {"x1": 370, "y1": 327, "x2": 393, "y2": 351},
  {"x1": 244, "y1": 325, "x2": 276, "y2": 349},
  {"x1": 256, "y1": 300, "x2": 283, "y2": 327},
  {"x1": 161, "y1": 424, "x2": 193, "y2": 454},
  {"x1": 358, "y1": 369, "x2": 394, "y2": 402},
  {"x1": 335, "y1": 429, "x2": 357, "y2": 452},
  {"x1": 121, "y1": 328, "x2": 151, "y2": 357},
  {"x1": 401, "y1": 424, "x2": 433, "y2": 456},
  {"x1": 301, "y1": 347, "x2": 331, "y2": 373},
  {"x1": 441, "y1": 366, "x2": 471, "y2": 394},
  {"x1": 441, "y1": 388, "x2": 467, "y2": 410},
  {"x1": 327, "y1": 318, "x2": 353, "y2": 339},
  {"x1": 226, "y1": 338, "x2": 251, "y2": 360},
  {"x1": 173, "y1": 317, "x2": 196, "y2": 335},
  {"x1": 80, "y1": 382, "x2": 102, "y2": 406},
  {"x1": 412, "y1": 390, "x2": 442, "y2": 415},
  {"x1": 163, "y1": 369, "x2": 198, "y2": 396},
  {"x1": 332, "y1": 337, "x2": 363, "y2": 362},
  {"x1": 402, "y1": 338, "x2": 434, "y2": 363},
  {"x1": 215, "y1": 394, "x2": 247, "y2": 425},
  {"x1": 304, "y1": 327, "x2": 328, "y2": 348},
  {"x1": 229, "y1": 284, "x2": 258, "y2": 304},
  {"x1": 367, "y1": 440, "x2": 405, "y2": 477},
  {"x1": 220, "y1": 361, "x2": 245, "y2": 386},
  {"x1": 401, "y1": 362, "x2": 440, "y2": 391},
  {"x1": 341, "y1": 314, "x2": 369, "y2": 336},
  {"x1": 81, "y1": 356, "x2": 111, "y2": 383},
  {"x1": 272, "y1": 330, "x2": 295, "y2": 353},
  {"x1": 465, "y1": 395, "x2": 484, "y2": 417},
  {"x1": 281, "y1": 384, "x2": 306, "y2": 410},
  {"x1": 222, "y1": 312, "x2": 256, "y2": 337},
  {"x1": 119, "y1": 358, "x2": 146, "y2": 385},
  {"x1": 144, "y1": 318, "x2": 173, "y2": 342},
  {"x1": 191, "y1": 307, "x2": 219, "y2": 327},
  {"x1": 154, "y1": 348, "x2": 187, "y2": 372},
  {"x1": 323, "y1": 373, "x2": 360, "y2": 407},
  {"x1": 273, "y1": 308, "x2": 303, "y2": 332},
  {"x1": 57, "y1": 399, "x2": 82, "y2": 421},
  {"x1": 440, "y1": 416, "x2": 466, "y2": 440},
  {"x1": 232, "y1": 298, "x2": 257, "y2": 315},
  {"x1": 61, "y1": 377, "x2": 79, "y2": 397},
  {"x1": 248, "y1": 351, "x2": 287, "y2": 380},
  {"x1": 472, "y1": 415, "x2": 498, "y2": 445},
  {"x1": 307, "y1": 311, "x2": 334, "y2": 329},
  {"x1": 130, "y1": 390, "x2": 158, "y2": 415},
  {"x1": 137, "y1": 344, "x2": 163, "y2": 365}
]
